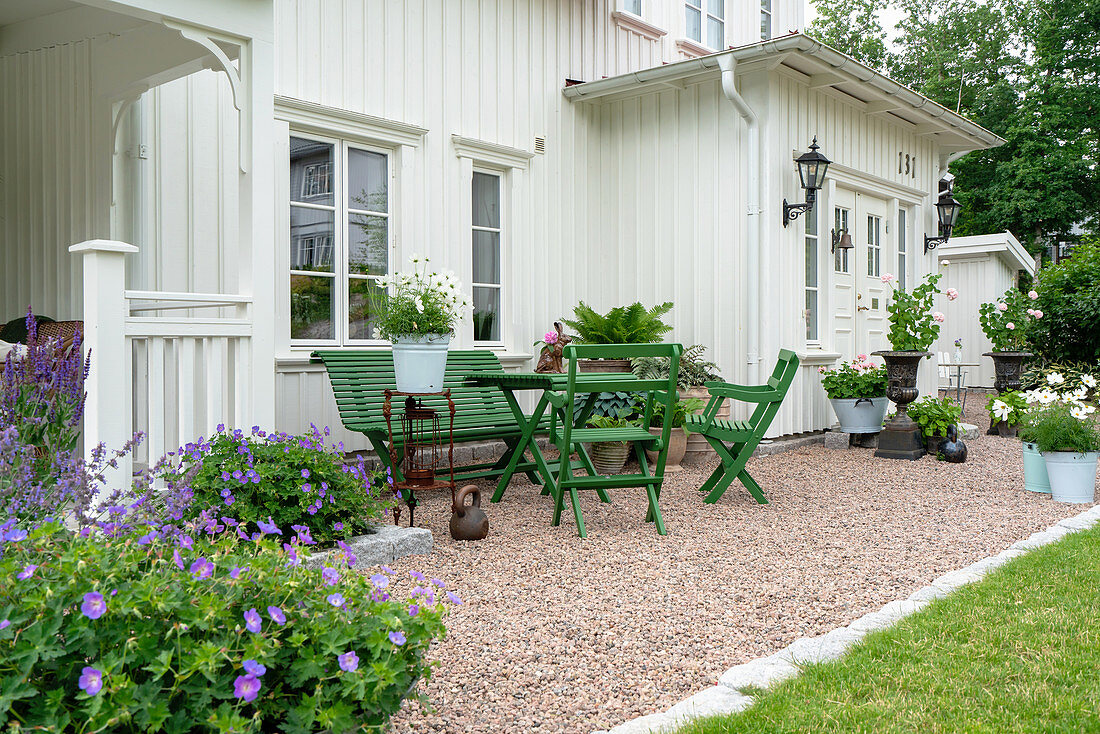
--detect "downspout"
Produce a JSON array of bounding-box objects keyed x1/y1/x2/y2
[
  {"x1": 719, "y1": 53, "x2": 761, "y2": 382},
  {"x1": 937, "y1": 151, "x2": 968, "y2": 183}
]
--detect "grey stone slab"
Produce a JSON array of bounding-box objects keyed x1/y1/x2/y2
[
  {"x1": 907, "y1": 584, "x2": 949, "y2": 604},
  {"x1": 1056, "y1": 514, "x2": 1097, "y2": 531},
  {"x1": 718, "y1": 655, "x2": 799, "y2": 690},
  {"x1": 305, "y1": 526, "x2": 433, "y2": 571},
  {"x1": 847, "y1": 609, "x2": 896, "y2": 633},
  {"x1": 824, "y1": 431, "x2": 851, "y2": 450},
  {"x1": 665, "y1": 686, "x2": 753, "y2": 721},
  {"x1": 959, "y1": 422, "x2": 980, "y2": 440},
  {"x1": 875, "y1": 598, "x2": 928, "y2": 624},
  {"x1": 930, "y1": 568, "x2": 984, "y2": 593},
  {"x1": 775, "y1": 628, "x2": 863, "y2": 665},
  {"x1": 607, "y1": 711, "x2": 678, "y2": 734}
]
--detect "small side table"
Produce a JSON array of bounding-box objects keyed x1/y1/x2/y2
[{"x1": 383, "y1": 389, "x2": 456, "y2": 527}]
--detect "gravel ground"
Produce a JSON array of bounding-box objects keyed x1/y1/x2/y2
[{"x1": 384, "y1": 409, "x2": 1096, "y2": 734}]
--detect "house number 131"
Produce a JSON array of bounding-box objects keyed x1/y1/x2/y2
[{"x1": 898, "y1": 152, "x2": 917, "y2": 178}]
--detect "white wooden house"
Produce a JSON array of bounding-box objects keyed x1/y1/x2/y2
[{"x1": 0, "y1": 0, "x2": 1004, "y2": 483}]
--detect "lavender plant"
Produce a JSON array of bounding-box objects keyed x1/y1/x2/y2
[{"x1": 0, "y1": 512, "x2": 454, "y2": 732}]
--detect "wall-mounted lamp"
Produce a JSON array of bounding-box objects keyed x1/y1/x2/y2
[
  {"x1": 783, "y1": 137, "x2": 831, "y2": 227},
  {"x1": 831, "y1": 228, "x2": 854, "y2": 254},
  {"x1": 924, "y1": 189, "x2": 962, "y2": 254}
]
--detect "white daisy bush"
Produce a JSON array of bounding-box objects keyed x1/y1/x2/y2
[
  {"x1": 0, "y1": 512, "x2": 457, "y2": 732},
  {"x1": 370, "y1": 255, "x2": 469, "y2": 341}
]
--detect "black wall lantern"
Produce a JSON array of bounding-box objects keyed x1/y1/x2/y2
[
  {"x1": 783, "y1": 137, "x2": 831, "y2": 227},
  {"x1": 924, "y1": 189, "x2": 962, "y2": 253}
]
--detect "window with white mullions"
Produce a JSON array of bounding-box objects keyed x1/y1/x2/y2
[
  {"x1": 866, "y1": 214, "x2": 882, "y2": 277},
  {"x1": 622, "y1": 0, "x2": 642, "y2": 14},
  {"x1": 760, "y1": 0, "x2": 772, "y2": 40},
  {"x1": 289, "y1": 135, "x2": 392, "y2": 345},
  {"x1": 834, "y1": 206, "x2": 850, "y2": 273},
  {"x1": 686, "y1": 0, "x2": 724, "y2": 49},
  {"x1": 897, "y1": 208, "x2": 907, "y2": 290},
  {"x1": 472, "y1": 171, "x2": 502, "y2": 343},
  {"x1": 804, "y1": 202, "x2": 819, "y2": 342}
]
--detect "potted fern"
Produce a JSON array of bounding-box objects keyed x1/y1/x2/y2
[
  {"x1": 632, "y1": 344, "x2": 724, "y2": 464},
  {"x1": 562, "y1": 301, "x2": 673, "y2": 372}
]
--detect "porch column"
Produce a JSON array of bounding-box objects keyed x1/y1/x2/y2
[{"x1": 69, "y1": 239, "x2": 138, "y2": 500}]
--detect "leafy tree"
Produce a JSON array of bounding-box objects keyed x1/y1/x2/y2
[
  {"x1": 807, "y1": 0, "x2": 888, "y2": 68},
  {"x1": 1030, "y1": 238, "x2": 1100, "y2": 363}
]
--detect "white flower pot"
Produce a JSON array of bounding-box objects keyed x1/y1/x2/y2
[
  {"x1": 1022, "y1": 441, "x2": 1050, "y2": 494},
  {"x1": 391, "y1": 333, "x2": 451, "y2": 393},
  {"x1": 829, "y1": 397, "x2": 889, "y2": 434},
  {"x1": 1040, "y1": 450, "x2": 1099, "y2": 504}
]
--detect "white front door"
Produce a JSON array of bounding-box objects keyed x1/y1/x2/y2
[
  {"x1": 831, "y1": 190, "x2": 856, "y2": 358},
  {"x1": 855, "y1": 194, "x2": 889, "y2": 356}
]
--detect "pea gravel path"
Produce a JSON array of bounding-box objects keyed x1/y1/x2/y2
[{"x1": 384, "y1": 417, "x2": 1095, "y2": 733}]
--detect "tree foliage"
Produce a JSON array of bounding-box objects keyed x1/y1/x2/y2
[{"x1": 809, "y1": 0, "x2": 1100, "y2": 251}]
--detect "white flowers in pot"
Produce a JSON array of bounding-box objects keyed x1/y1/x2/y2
[
  {"x1": 370, "y1": 256, "x2": 469, "y2": 393},
  {"x1": 1019, "y1": 392, "x2": 1099, "y2": 504}
]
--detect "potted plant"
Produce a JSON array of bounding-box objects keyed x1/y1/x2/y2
[
  {"x1": 371, "y1": 256, "x2": 468, "y2": 393},
  {"x1": 979, "y1": 286, "x2": 1040, "y2": 430},
  {"x1": 986, "y1": 390, "x2": 1028, "y2": 438},
  {"x1": 1019, "y1": 402, "x2": 1100, "y2": 503},
  {"x1": 643, "y1": 397, "x2": 706, "y2": 471},
  {"x1": 873, "y1": 269, "x2": 958, "y2": 460},
  {"x1": 906, "y1": 396, "x2": 963, "y2": 456},
  {"x1": 562, "y1": 301, "x2": 673, "y2": 372},
  {"x1": 585, "y1": 415, "x2": 638, "y2": 474},
  {"x1": 818, "y1": 355, "x2": 889, "y2": 433},
  {"x1": 632, "y1": 344, "x2": 724, "y2": 463}
]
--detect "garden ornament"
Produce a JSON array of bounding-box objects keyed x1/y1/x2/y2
[
  {"x1": 535, "y1": 322, "x2": 571, "y2": 374},
  {"x1": 939, "y1": 424, "x2": 967, "y2": 463},
  {"x1": 449, "y1": 485, "x2": 489, "y2": 540}
]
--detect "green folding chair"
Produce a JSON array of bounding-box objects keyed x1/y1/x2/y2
[
  {"x1": 543, "y1": 343, "x2": 682, "y2": 538},
  {"x1": 684, "y1": 349, "x2": 800, "y2": 504}
]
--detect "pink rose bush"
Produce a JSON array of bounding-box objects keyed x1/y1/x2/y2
[
  {"x1": 819, "y1": 357, "x2": 888, "y2": 399},
  {"x1": 882, "y1": 273, "x2": 956, "y2": 351},
  {"x1": 0, "y1": 514, "x2": 454, "y2": 732},
  {"x1": 979, "y1": 286, "x2": 1042, "y2": 352}
]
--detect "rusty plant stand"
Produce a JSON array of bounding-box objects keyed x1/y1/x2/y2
[{"x1": 383, "y1": 389, "x2": 456, "y2": 527}]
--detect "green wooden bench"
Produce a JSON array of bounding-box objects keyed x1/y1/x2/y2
[
  {"x1": 684, "y1": 349, "x2": 800, "y2": 505},
  {"x1": 311, "y1": 349, "x2": 549, "y2": 484}
]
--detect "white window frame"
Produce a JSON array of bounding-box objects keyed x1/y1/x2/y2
[
  {"x1": 289, "y1": 132, "x2": 395, "y2": 347},
  {"x1": 804, "y1": 202, "x2": 820, "y2": 345},
  {"x1": 897, "y1": 207, "x2": 908, "y2": 290},
  {"x1": 834, "y1": 206, "x2": 851, "y2": 273},
  {"x1": 685, "y1": 0, "x2": 724, "y2": 49},
  {"x1": 866, "y1": 214, "x2": 882, "y2": 277},
  {"x1": 471, "y1": 167, "x2": 505, "y2": 346},
  {"x1": 760, "y1": 0, "x2": 773, "y2": 40},
  {"x1": 621, "y1": 0, "x2": 642, "y2": 15}
]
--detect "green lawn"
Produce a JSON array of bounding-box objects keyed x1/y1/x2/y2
[{"x1": 681, "y1": 522, "x2": 1100, "y2": 734}]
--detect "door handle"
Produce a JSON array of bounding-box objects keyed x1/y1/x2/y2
[{"x1": 857, "y1": 305, "x2": 869, "y2": 312}]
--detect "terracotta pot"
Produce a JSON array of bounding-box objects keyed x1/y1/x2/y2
[
  {"x1": 578, "y1": 358, "x2": 632, "y2": 374},
  {"x1": 589, "y1": 441, "x2": 630, "y2": 474},
  {"x1": 681, "y1": 385, "x2": 728, "y2": 465},
  {"x1": 872, "y1": 350, "x2": 931, "y2": 460},
  {"x1": 645, "y1": 427, "x2": 687, "y2": 472}
]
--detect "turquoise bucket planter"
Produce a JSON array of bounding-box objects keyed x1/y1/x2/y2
[{"x1": 1022, "y1": 441, "x2": 1051, "y2": 493}]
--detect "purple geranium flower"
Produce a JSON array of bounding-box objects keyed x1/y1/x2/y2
[
  {"x1": 256, "y1": 517, "x2": 282, "y2": 535},
  {"x1": 408, "y1": 604, "x2": 419, "y2": 617},
  {"x1": 334, "y1": 521, "x2": 343, "y2": 533},
  {"x1": 388, "y1": 630, "x2": 406, "y2": 646},
  {"x1": 233, "y1": 674, "x2": 262, "y2": 703},
  {"x1": 370, "y1": 573, "x2": 389, "y2": 589},
  {"x1": 172, "y1": 550, "x2": 184, "y2": 570},
  {"x1": 301, "y1": 468, "x2": 310, "y2": 479},
  {"x1": 230, "y1": 565, "x2": 247, "y2": 579},
  {"x1": 78, "y1": 666, "x2": 103, "y2": 696},
  {"x1": 17, "y1": 565, "x2": 37, "y2": 580},
  {"x1": 2, "y1": 527, "x2": 28, "y2": 543},
  {"x1": 244, "y1": 608, "x2": 262, "y2": 633},
  {"x1": 337, "y1": 651, "x2": 359, "y2": 672},
  {"x1": 446, "y1": 591, "x2": 463, "y2": 605},
  {"x1": 189, "y1": 557, "x2": 214, "y2": 580},
  {"x1": 81, "y1": 592, "x2": 106, "y2": 620},
  {"x1": 0, "y1": 620, "x2": 10, "y2": 630},
  {"x1": 322, "y1": 567, "x2": 340, "y2": 586},
  {"x1": 326, "y1": 593, "x2": 346, "y2": 607},
  {"x1": 267, "y1": 606, "x2": 286, "y2": 625},
  {"x1": 243, "y1": 659, "x2": 267, "y2": 677}
]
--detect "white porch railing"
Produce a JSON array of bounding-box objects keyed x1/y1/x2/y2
[{"x1": 71, "y1": 240, "x2": 254, "y2": 490}]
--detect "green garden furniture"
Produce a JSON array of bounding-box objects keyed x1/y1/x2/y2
[
  {"x1": 684, "y1": 349, "x2": 799, "y2": 505},
  {"x1": 311, "y1": 349, "x2": 550, "y2": 484},
  {"x1": 545, "y1": 343, "x2": 683, "y2": 538}
]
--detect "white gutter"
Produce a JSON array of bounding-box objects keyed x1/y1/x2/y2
[{"x1": 718, "y1": 54, "x2": 761, "y2": 380}]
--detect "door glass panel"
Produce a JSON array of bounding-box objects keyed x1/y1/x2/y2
[{"x1": 290, "y1": 137, "x2": 334, "y2": 206}]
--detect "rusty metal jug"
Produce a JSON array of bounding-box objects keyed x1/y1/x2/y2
[{"x1": 449, "y1": 485, "x2": 489, "y2": 541}]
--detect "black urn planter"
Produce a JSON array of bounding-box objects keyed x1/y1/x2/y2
[
  {"x1": 983, "y1": 351, "x2": 1032, "y2": 435},
  {"x1": 872, "y1": 350, "x2": 931, "y2": 460}
]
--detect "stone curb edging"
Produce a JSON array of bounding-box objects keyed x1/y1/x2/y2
[{"x1": 598, "y1": 503, "x2": 1100, "y2": 734}]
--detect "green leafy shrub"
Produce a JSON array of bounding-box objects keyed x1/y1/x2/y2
[
  {"x1": 562, "y1": 301, "x2": 673, "y2": 344},
  {"x1": 978, "y1": 285, "x2": 1042, "y2": 352},
  {"x1": 573, "y1": 391, "x2": 641, "y2": 424},
  {"x1": 818, "y1": 356, "x2": 888, "y2": 399},
  {"x1": 162, "y1": 426, "x2": 393, "y2": 544},
  {"x1": 882, "y1": 272, "x2": 953, "y2": 351},
  {"x1": 631, "y1": 344, "x2": 721, "y2": 390},
  {"x1": 1031, "y1": 239, "x2": 1100, "y2": 363},
  {"x1": 906, "y1": 396, "x2": 963, "y2": 437},
  {"x1": 0, "y1": 519, "x2": 453, "y2": 732},
  {"x1": 987, "y1": 391, "x2": 1030, "y2": 427},
  {"x1": 1019, "y1": 403, "x2": 1100, "y2": 453}
]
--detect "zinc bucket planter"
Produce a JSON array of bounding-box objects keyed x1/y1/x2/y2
[
  {"x1": 1022, "y1": 441, "x2": 1051, "y2": 494},
  {"x1": 1041, "y1": 451, "x2": 1099, "y2": 504},
  {"x1": 829, "y1": 397, "x2": 888, "y2": 434},
  {"x1": 392, "y1": 333, "x2": 451, "y2": 393}
]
